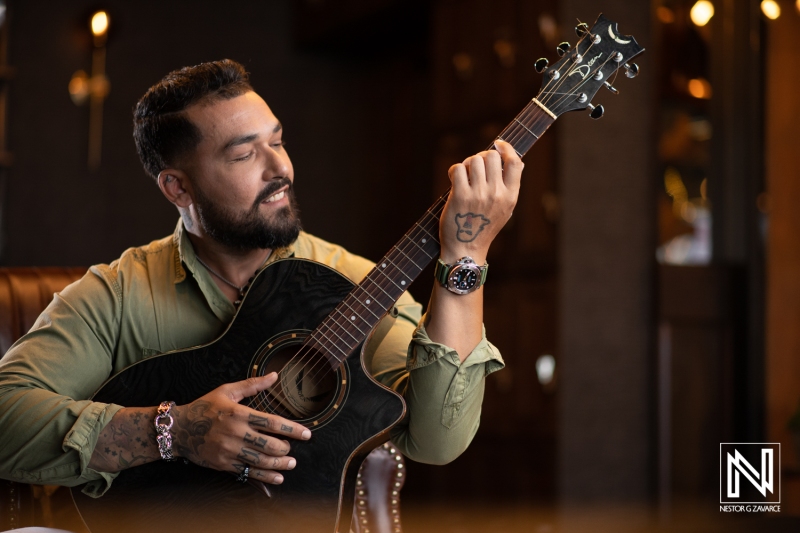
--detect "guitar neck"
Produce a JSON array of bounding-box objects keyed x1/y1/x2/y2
[{"x1": 307, "y1": 103, "x2": 555, "y2": 362}]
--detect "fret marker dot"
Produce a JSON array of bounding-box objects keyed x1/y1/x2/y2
[
  {"x1": 366, "y1": 299, "x2": 371, "y2": 305},
  {"x1": 401, "y1": 281, "x2": 406, "y2": 286},
  {"x1": 381, "y1": 263, "x2": 387, "y2": 268},
  {"x1": 351, "y1": 315, "x2": 356, "y2": 321},
  {"x1": 422, "y1": 238, "x2": 427, "y2": 243}
]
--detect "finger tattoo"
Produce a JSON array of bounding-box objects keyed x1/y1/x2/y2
[
  {"x1": 244, "y1": 432, "x2": 269, "y2": 450},
  {"x1": 237, "y1": 448, "x2": 261, "y2": 465},
  {"x1": 280, "y1": 424, "x2": 293, "y2": 433},
  {"x1": 248, "y1": 414, "x2": 272, "y2": 430}
]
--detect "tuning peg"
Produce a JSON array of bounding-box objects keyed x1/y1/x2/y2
[
  {"x1": 556, "y1": 42, "x2": 571, "y2": 57},
  {"x1": 535, "y1": 58, "x2": 549, "y2": 73},
  {"x1": 624, "y1": 63, "x2": 640, "y2": 78},
  {"x1": 587, "y1": 103, "x2": 605, "y2": 120},
  {"x1": 604, "y1": 81, "x2": 619, "y2": 95},
  {"x1": 575, "y1": 22, "x2": 589, "y2": 37}
]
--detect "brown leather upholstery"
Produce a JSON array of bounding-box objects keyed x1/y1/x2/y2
[
  {"x1": 0, "y1": 267, "x2": 405, "y2": 532},
  {"x1": 352, "y1": 442, "x2": 406, "y2": 533},
  {"x1": 0, "y1": 268, "x2": 87, "y2": 355}
]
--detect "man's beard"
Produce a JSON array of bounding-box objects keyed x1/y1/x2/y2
[{"x1": 193, "y1": 177, "x2": 302, "y2": 250}]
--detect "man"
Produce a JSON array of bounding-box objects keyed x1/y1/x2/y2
[{"x1": 0, "y1": 60, "x2": 520, "y2": 511}]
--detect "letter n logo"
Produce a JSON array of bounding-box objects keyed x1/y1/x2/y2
[{"x1": 720, "y1": 443, "x2": 780, "y2": 504}]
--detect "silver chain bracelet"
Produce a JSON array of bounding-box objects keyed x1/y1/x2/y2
[{"x1": 154, "y1": 401, "x2": 177, "y2": 461}]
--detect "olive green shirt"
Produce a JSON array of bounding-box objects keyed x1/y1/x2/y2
[{"x1": 0, "y1": 221, "x2": 503, "y2": 496}]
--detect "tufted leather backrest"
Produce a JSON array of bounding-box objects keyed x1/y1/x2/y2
[
  {"x1": 0, "y1": 268, "x2": 87, "y2": 355},
  {"x1": 0, "y1": 267, "x2": 86, "y2": 531}
]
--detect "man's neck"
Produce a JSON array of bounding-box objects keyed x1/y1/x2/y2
[{"x1": 186, "y1": 232, "x2": 271, "y2": 302}]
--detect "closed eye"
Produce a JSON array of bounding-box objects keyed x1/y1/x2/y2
[{"x1": 231, "y1": 152, "x2": 253, "y2": 162}]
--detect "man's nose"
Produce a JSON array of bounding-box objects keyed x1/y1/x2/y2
[{"x1": 263, "y1": 147, "x2": 290, "y2": 178}]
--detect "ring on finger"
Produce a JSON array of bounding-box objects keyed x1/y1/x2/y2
[{"x1": 236, "y1": 466, "x2": 250, "y2": 483}]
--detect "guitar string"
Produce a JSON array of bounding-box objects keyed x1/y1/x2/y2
[
  {"x1": 250, "y1": 27, "x2": 624, "y2": 417},
  {"x1": 251, "y1": 85, "x2": 559, "y2": 415},
  {"x1": 253, "y1": 207, "x2": 444, "y2": 413},
  {"x1": 251, "y1": 75, "x2": 590, "y2": 417},
  {"x1": 249, "y1": 204, "x2": 446, "y2": 416},
  {"x1": 246, "y1": 200, "x2": 445, "y2": 414}
]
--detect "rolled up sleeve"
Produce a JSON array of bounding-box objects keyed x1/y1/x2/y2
[
  {"x1": 0, "y1": 269, "x2": 124, "y2": 495},
  {"x1": 368, "y1": 292, "x2": 504, "y2": 465}
]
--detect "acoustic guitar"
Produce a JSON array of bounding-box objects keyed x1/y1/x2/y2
[{"x1": 72, "y1": 14, "x2": 643, "y2": 533}]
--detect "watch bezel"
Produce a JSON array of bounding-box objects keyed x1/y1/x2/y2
[{"x1": 446, "y1": 260, "x2": 483, "y2": 295}]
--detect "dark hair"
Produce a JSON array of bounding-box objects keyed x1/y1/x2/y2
[{"x1": 133, "y1": 59, "x2": 253, "y2": 181}]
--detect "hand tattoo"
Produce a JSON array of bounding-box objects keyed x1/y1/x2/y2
[
  {"x1": 455, "y1": 213, "x2": 490, "y2": 242},
  {"x1": 173, "y1": 401, "x2": 213, "y2": 459}
]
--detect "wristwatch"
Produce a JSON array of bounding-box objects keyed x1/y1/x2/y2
[{"x1": 434, "y1": 256, "x2": 488, "y2": 295}]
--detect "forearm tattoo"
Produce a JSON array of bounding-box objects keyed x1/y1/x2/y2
[
  {"x1": 455, "y1": 212, "x2": 490, "y2": 242},
  {"x1": 91, "y1": 408, "x2": 160, "y2": 472}
]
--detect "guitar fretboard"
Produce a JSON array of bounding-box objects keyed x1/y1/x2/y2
[{"x1": 308, "y1": 102, "x2": 555, "y2": 363}]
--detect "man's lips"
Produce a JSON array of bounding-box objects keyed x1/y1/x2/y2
[{"x1": 260, "y1": 186, "x2": 289, "y2": 204}]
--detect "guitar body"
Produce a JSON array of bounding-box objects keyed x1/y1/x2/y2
[{"x1": 72, "y1": 258, "x2": 406, "y2": 533}]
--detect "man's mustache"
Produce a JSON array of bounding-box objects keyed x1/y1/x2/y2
[{"x1": 253, "y1": 178, "x2": 292, "y2": 208}]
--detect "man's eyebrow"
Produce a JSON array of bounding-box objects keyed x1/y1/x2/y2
[
  {"x1": 222, "y1": 123, "x2": 282, "y2": 151},
  {"x1": 223, "y1": 133, "x2": 259, "y2": 151}
]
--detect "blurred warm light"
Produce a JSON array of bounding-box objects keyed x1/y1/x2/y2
[
  {"x1": 700, "y1": 178, "x2": 708, "y2": 201},
  {"x1": 68, "y1": 70, "x2": 90, "y2": 105},
  {"x1": 797, "y1": 0, "x2": 800, "y2": 14},
  {"x1": 536, "y1": 355, "x2": 555, "y2": 386},
  {"x1": 688, "y1": 77, "x2": 712, "y2": 99},
  {"x1": 91, "y1": 11, "x2": 109, "y2": 36},
  {"x1": 657, "y1": 6, "x2": 675, "y2": 23},
  {"x1": 690, "y1": 1, "x2": 715, "y2": 26},
  {"x1": 761, "y1": 0, "x2": 781, "y2": 19},
  {"x1": 665, "y1": 167, "x2": 689, "y2": 218}
]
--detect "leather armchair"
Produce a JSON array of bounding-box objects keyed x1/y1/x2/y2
[{"x1": 0, "y1": 267, "x2": 405, "y2": 532}]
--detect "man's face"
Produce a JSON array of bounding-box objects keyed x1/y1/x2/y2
[{"x1": 183, "y1": 91, "x2": 301, "y2": 250}]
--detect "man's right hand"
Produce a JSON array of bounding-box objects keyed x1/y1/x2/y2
[
  {"x1": 172, "y1": 372, "x2": 311, "y2": 484},
  {"x1": 88, "y1": 372, "x2": 310, "y2": 484}
]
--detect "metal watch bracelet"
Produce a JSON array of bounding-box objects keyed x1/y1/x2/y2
[{"x1": 154, "y1": 401, "x2": 177, "y2": 461}]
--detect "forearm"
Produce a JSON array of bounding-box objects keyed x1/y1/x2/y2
[
  {"x1": 424, "y1": 281, "x2": 484, "y2": 362},
  {"x1": 424, "y1": 227, "x2": 488, "y2": 361},
  {"x1": 88, "y1": 407, "x2": 161, "y2": 473}
]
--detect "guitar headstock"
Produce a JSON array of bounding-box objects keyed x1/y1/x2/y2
[{"x1": 533, "y1": 14, "x2": 644, "y2": 120}]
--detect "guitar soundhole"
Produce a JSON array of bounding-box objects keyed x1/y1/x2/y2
[{"x1": 248, "y1": 331, "x2": 348, "y2": 427}]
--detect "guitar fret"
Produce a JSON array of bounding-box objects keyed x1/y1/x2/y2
[
  {"x1": 352, "y1": 285, "x2": 390, "y2": 314},
  {"x1": 311, "y1": 328, "x2": 348, "y2": 359},
  {"x1": 331, "y1": 308, "x2": 366, "y2": 338},
  {"x1": 341, "y1": 296, "x2": 381, "y2": 322},
  {"x1": 514, "y1": 118, "x2": 539, "y2": 138},
  {"x1": 392, "y1": 245, "x2": 422, "y2": 271},
  {"x1": 323, "y1": 317, "x2": 359, "y2": 349}
]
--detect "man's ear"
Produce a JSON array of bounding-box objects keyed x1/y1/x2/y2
[{"x1": 157, "y1": 169, "x2": 192, "y2": 208}]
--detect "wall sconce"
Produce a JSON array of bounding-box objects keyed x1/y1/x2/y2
[{"x1": 68, "y1": 11, "x2": 110, "y2": 170}]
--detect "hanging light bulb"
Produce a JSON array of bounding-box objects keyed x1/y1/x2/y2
[
  {"x1": 761, "y1": 0, "x2": 781, "y2": 19},
  {"x1": 690, "y1": 1, "x2": 715, "y2": 27},
  {"x1": 91, "y1": 11, "x2": 109, "y2": 37}
]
